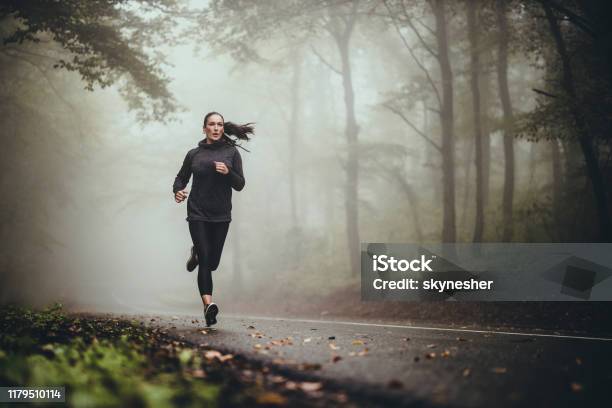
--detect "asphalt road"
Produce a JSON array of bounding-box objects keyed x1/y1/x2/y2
[{"x1": 130, "y1": 312, "x2": 612, "y2": 407}]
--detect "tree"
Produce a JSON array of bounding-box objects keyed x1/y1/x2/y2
[
  {"x1": 383, "y1": 0, "x2": 457, "y2": 242},
  {"x1": 1, "y1": 0, "x2": 181, "y2": 122},
  {"x1": 198, "y1": 0, "x2": 365, "y2": 274},
  {"x1": 495, "y1": 0, "x2": 515, "y2": 242},
  {"x1": 467, "y1": 0, "x2": 484, "y2": 242}
]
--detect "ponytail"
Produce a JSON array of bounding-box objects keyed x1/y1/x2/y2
[
  {"x1": 224, "y1": 121, "x2": 254, "y2": 141},
  {"x1": 203, "y1": 111, "x2": 254, "y2": 152}
]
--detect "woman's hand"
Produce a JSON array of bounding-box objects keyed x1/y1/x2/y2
[
  {"x1": 214, "y1": 161, "x2": 229, "y2": 175},
  {"x1": 175, "y1": 189, "x2": 188, "y2": 203}
]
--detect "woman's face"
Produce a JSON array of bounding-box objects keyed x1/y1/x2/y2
[{"x1": 204, "y1": 114, "x2": 224, "y2": 141}]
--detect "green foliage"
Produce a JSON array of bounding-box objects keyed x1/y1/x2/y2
[
  {"x1": 0, "y1": 304, "x2": 221, "y2": 407},
  {"x1": 1, "y1": 0, "x2": 181, "y2": 122}
]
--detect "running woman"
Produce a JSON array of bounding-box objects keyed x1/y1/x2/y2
[{"x1": 173, "y1": 112, "x2": 253, "y2": 326}]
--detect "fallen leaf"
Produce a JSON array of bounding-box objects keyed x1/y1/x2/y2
[
  {"x1": 199, "y1": 330, "x2": 208, "y2": 335},
  {"x1": 332, "y1": 355, "x2": 342, "y2": 363},
  {"x1": 192, "y1": 369, "x2": 206, "y2": 378},
  {"x1": 42, "y1": 344, "x2": 54, "y2": 352},
  {"x1": 357, "y1": 348, "x2": 369, "y2": 356},
  {"x1": 352, "y1": 340, "x2": 364, "y2": 346},
  {"x1": 491, "y1": 367, "x2": 507, "y2": 374},
  {"x1": 256, "y1": 391, "x2": 287, "y2": 405},
  {"x1": 426, "y1": 352, "x2": 436, "y2": 359},
  {"x1": 204, "y1": 350, "x2": 222, "y2": 360},
  {"x1": 329, "y1": 343, "x2": 340, "y2": 350},
  {"x1": 570, "y1": 382, "x2": 583, "y2": 392},
  {"x1": 441, "y1": 350, "x2": 451, "y2": 357},
  {"x1": 269, "y1": 375, "x2": 286, "y2": 383},
  {"x1": 462, "y1": 368, "x2": 471, "y2": 377},
  {"x1": 218, "y1": 354, "x2": 233, "y2": 362},
  {"x1": 335, "y1": 393, "x2": 348, "y2": 403},
  {"x1": 254, "y1": 344, "x2": 262, "y2": 349},
  {"x1": 300, "y1": 382, "x2": 323, "y2": 392}
]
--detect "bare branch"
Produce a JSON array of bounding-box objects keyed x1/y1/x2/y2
[
  {"x1": 532, "y1": 88, "x2": 558, "y2": 98},
  {"x1": 400, "y1": 0, "x2": 438, "y2": 60},
  {"x1": 415, "y1": 16, "x2": 435, "y2": 36},
  {"x1": 383, "y1": 0, "x2": 441, "y2": 107},
  {"x1": 383, "y1": 102, "x2": 442, "y2": 153},
  {"x1": 310, "y1": 45, "x2": 342, "y2": 75}
]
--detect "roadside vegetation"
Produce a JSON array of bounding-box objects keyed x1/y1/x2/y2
[{"x1": 0, "y1": 304, "x2": 355, "y2": 407}]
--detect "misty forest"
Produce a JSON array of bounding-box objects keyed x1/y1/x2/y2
[{"x1": 1, "y1": 0, "x2": 611, "y2": 312}]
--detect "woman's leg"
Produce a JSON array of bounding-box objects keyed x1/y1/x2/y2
[
  {"x1": 208, "y1": 221, "x2": 230, "y2": 272},
  {"x1": 188, "y1": 221, "x2": 213, "y2": 305}
]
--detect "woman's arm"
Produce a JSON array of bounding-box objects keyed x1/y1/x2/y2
[
  {"x1": 228, "y1": 150, "x2": 245, "y2": 191},
  {"x1": 173, "y1": 150, "x2": 193, "y2": 194}
]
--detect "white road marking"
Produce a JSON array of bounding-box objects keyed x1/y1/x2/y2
[
  {"x1": 225, "y1": 314, "x2": 612, "y2": 342},
  {"x1": 103, "y1": 298, "x2": 612, "y2": 342}
]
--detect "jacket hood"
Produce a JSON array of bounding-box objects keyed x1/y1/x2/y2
[{"x1": 198, "y1": 137, "x2": 227, "y2": 149}]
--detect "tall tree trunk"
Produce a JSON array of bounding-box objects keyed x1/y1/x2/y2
[
  {"x1": 543, "y1": 3, "x2": 612, "y2": 241},
  {"x1": 527, "y1": 142, "x2": 537, "y2": 191},
  {"x1": 460, "y1": 136, "x2": 474, "y2": 235},
  {"x1": 423, "y1": 99, "x2": 441, "y2": 204},
  {"x1": 288, "y1": 50, "x2": 302, "y2": 229},
  {"x1": 330, "y1": 5, "x2": 360, "y2": 274},
  {"x1": 551, "y1": 139, "x2": 563, "y2": 239},
  {"x1": 467, "y1": 1, "x2": 484, "y2": 242},
  {"x1": 496, "y1": 0, "x2": 515, "y2": 242},
  {"x1": 480, "y1": 49, "x2": 492, "y2": 211},
  {"x1": 432, "y1": 0, "x2": 456, "y2": 243}
]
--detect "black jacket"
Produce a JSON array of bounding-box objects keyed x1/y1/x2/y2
[{"x1": 173, "y1": 138, "x2": 245, "y2": 222}]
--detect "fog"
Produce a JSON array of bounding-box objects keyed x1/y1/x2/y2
[{"x1": 1, "y1": 1, "x2": 587, "y2": 316}]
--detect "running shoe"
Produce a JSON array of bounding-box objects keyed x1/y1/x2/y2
[
  {"x1": 204, "y1": 303, "x2": 219, "y2": 327},
  {"x1": 186, "y1": 246, "x2": 198, "y2": 272}
]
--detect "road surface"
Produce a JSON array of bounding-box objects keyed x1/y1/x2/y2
[{"x1": 125, "y1": 312, "x2": 612, "y2": 407}]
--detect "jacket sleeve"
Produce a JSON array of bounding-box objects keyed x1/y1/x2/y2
[
  {"x1": 228, "y1": 150, "x2": 245, "y2": 191},
  {"x1": 172, "y1": 151, "x2": 193, "y2": 194}
]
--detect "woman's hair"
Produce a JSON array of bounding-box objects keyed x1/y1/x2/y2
[{"x1": 203, "y1": 111, "x2": 254, "y2": 143}]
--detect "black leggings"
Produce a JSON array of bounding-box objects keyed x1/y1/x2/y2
[{"x1": 188, "y1": 221, "x2": 230, "y2": 296}]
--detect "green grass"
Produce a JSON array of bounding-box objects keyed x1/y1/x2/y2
[{"x1": 0, "y1": 304, "x2": 221, "y2": 407}]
